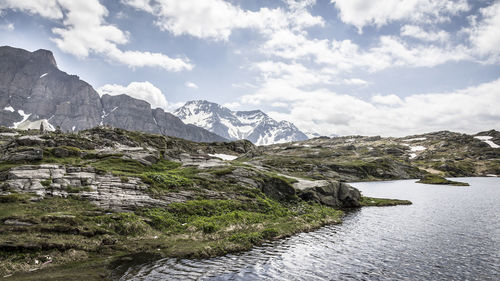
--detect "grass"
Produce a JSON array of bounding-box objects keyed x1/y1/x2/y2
[
  {"x1": 0, "y1": 195, "x2": 343, "y2": 278},
  {"x1": 359, "y1": 196, "x2": 412, "y2": 206},
  {"x1": 416, "y1": 174, "x2": 469, "y2": 186}
]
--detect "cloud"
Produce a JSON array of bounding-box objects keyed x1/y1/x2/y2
[
  {"x1": 185, "y1": 81, "x2": 198, "y2": 89},
  {"x1": 1, "y1": 0, "x2": 193, "y2": 71},
  {"x1": 466, "y1": 1, "x2": 500, "y2": 59},
  {"x1": 261, "y1": 30, "x2": 471, "y2": 74},
  {"x1": 231, "y1": 82, "x2": 258, "y2": 89},
  {"x1": 0, "y1": 22, "x2": 14, "y2": 31},
  {"x1": 122, "y1": 0, "x2": 323, "y2": 41},
  {"x1": 371, "y1": 94, "x2": 403, "y2": 106},
  {"x1": 0, "y1": 0, "x2": 62, "y2": 19},
  {"x1": 331, "y1": 0, "x2": 469, "y2": 33},
  {"x1": 222, "y1": 102, "x2": 241, "y2": 110},
  {"x1": 400, "y1": 25, "x2": 450, "y2": 42},
  {"x1": 97, "y1": 81, "x2": 169, "y2": 110},
  {"x1": 239, "y1": 77, "x2": 500, "y2": 137},
  {"x1": 343, "y1": 78, "x2": 368, "y2": 85}
]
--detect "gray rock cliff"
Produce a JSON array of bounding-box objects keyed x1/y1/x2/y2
[{"x1": 0, "y1": 46, "x2": 225, "y2": 142}]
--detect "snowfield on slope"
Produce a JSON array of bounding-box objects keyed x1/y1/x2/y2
[{"x1": 474, "y1": 136, "x2": 500, "y2": 148}]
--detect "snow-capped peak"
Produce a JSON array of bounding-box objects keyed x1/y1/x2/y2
[{"x1": 173, "y1": 100, "x2": 308, "y2": 145}]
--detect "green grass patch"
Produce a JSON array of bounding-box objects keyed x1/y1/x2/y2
[
  {"x1": 359, "y1": 196, "x2": 412, "y2": 206},
  {"x1": 416, "y1": 174, "x2": 469, "y2": 186},
  {"x1": 142, "y1": 172, "x2": 193, "y2": 191}
]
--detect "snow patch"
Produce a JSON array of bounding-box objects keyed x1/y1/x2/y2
[
  {"x1": 16, "y1": 119, "x2": 55, "y2": 131},
  {"x1": 474, "y1": 136, "x2": 492, "y2": 140},
  {"x1": 410, "y1": 146, "x2": 426, "y2": 152},
  {"x1": 403, "y1": 137, "x2": 427, "y2": 142},
  {"x1": 11, "y1": 110, "x2": 31, "y2": 128},
  {"x1": 208, "y1": 154, "x2": 238, "y2": 161},
  {"x1": 100, "y1": 107, "x2": 119, "y2": 126},
  {"x1": 3, "y1": 106, "x2": 14, "y2": 112},
  {"x1": 486, "y1": 174, "x2": 497, "y2": 177},
  {"x1": 474, "y1": 136, "x2": 500, "y2": 148},
  {"x1": 39, "y1": 73, "x2": 48, "y2": 78},
  {"x1": 409, "y1": 153, "x2": 417, "y2": 159}
]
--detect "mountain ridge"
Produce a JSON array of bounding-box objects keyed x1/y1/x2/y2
[
  {"x1": 0, "y1": 46, "x2": 225, "y2": 142},
  {"x1": 174, "y1": 100, "x2": 308, "y2": 145}
]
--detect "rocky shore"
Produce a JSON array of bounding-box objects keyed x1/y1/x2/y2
[{"x1": 2, "y1": 126, "x2": 497, "y2": 279}]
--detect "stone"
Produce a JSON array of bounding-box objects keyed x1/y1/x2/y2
[
  {"x1": 297, "y1": 181, "x2": 361, "y2": 208},
  {"x1": 2, "y1": 147, "x2": 43, "y2": 162}
]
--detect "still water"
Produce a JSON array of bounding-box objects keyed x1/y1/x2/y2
[{"x1": 121, "y1": 178, "x2": 500, "y2": 280}]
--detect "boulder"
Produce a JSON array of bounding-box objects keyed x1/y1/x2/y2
[{"x1": 298, "y1": 181, "x2": 361, "y2": 208}]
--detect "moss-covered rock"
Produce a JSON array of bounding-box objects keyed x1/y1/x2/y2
[{"x1": 416, "y1": 174, "x2": 469, "y2": 186}]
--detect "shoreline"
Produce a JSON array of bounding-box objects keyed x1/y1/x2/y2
[{"x1": 2, "y1": 196, "x2": 412, "y2": 280}]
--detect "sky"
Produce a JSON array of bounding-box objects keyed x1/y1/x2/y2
[{"x1": 0, "y1": 0, "x2": 499, "y2": 137}]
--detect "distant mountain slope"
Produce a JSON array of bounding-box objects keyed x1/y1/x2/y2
[
  {"x1": 0, "y1": 46, "x2": 225, "y2": 142},
  {"x1": 174, "y1": 100, "x2": 308, "y2": 145}
]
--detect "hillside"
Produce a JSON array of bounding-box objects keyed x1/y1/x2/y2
[
  {"x1": 0, "y1": 126, "x2": 365, "y2": 278},
  {"x1": 254, "y1": 130, "x2": 500, "y2": 182}
]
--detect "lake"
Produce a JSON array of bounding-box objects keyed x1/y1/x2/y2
[{"x1": 120, "y1": 177, "x2": 500, "y2": 281}]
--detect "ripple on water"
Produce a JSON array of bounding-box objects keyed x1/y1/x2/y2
[{"x1": 121, "y1": 178, "x2": 500, "y2": 281}]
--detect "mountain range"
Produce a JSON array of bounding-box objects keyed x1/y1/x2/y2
[
  {"x1": 0, "y1": 46, "x2": 225, "y2": 142},
  {"x1": 0, "y1": 46, "x2": 311, "y2": 145},
  {"x1": 174, "y1": 100, "x2": 308, "y2": 145}
]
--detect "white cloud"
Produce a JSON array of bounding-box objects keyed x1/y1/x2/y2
[
  {"x1": 401, "y1": 25, "x2": 450, "y2": 42},
  {"x1": 1, "y1": 0, "x2": 193, "y2": 71},
  {"x1": 466, "y1": 1, "x2": 500, "y2": 58},
  {"x1": 122, "y1": 0, "x2": 323, "y2": 41},
  {"x1": 239, "y1": 77, "x2": 500, "y2": 137},
  {"x1": 231, "y1": 82, "x2": 258, "y2": 89},
  {"x1": 343, "y1": 78, "x2": 368, "y2": 85},
  {"x1": 260, "y1": 30, "x2": 470, "y2": 74},
  {"x1": 371, "y1": 94, "x2": 403, "y2": 106},
  {"x1": 97, "y1": 81, "x2": 169, "y2": 110},
  {"x1": 185, "y1": 81, "x2": 198, "y2": 89},
  {"x1": 0, "y1": 0, "x2": 62, "y2": 19},
  {"x1": 331, "y1": 0, "x2": 469, "y2": 33},
  {"x1": 222, "y1": 102, "x2": 241, "y2": 110},
  {"x1": 0, "y1": 22, "x2": 14, "y2": 31}
]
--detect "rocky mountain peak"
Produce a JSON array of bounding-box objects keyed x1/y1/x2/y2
[
  {"x1": 174, "y1": 100, "x2": 308, "y2": 145},
  {"x1": 0, "y1": 45, "x2": 226, "y2": 143},
  {"x1": 31, "y1": 49, "x2": 57, "y2": 67}
]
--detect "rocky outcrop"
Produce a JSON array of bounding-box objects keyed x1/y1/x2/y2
[
  {"x1": 297, "y1": 181, "x2": 361, "y2": 208},
  {"x1": 1, "y1": 164, "x2": 165, "y2": 211},
  {"x1": 0, "y1": 46, "x2": 225, "y2": 143}
]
